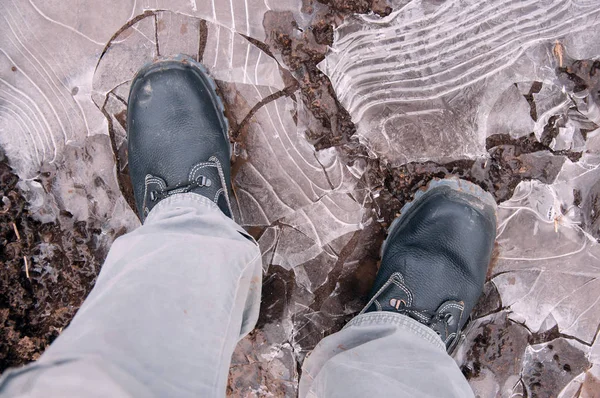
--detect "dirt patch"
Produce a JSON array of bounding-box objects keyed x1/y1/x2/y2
[{"x1": 0, "y1": 157, "x2": 104, "y2": 371}]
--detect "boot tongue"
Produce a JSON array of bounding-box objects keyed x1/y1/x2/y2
[
  {"x1": 362, "y1": 272, "x2": 465, "y2": 352},
  {"x1": 141, "y1": 157, "x2": 233, "y2": 221}
]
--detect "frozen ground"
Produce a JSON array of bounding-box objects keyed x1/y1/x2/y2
[{"x1": 1, "y1": 0, "x2": 600, "y2": 396}]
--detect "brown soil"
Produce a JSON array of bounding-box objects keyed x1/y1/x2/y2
[{"x1": 0, "y1": 153, "x2": 105, "y2": 371}]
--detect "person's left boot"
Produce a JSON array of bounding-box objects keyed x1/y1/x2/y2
[
  {"x1": 362, "y1": 178, "x2": 497, "y2": 353},
  {"x1": 127, "y1": 56, "x2": 233, "y2": 222}
]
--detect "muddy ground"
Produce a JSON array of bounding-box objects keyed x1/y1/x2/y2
[
  {"x1": 1, "y1": 1, "x2": 599, "y2": 394},
  {"x1": 0, "y1": 151, "x2": 107, "y2": 371}
]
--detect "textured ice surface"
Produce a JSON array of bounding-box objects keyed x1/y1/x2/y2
[
  {"x1": 0, "y1": 0, "x2": 300, "y2": 225},
  {"x1": 2, "y1": 0, "x2": 600, "y2": 397},
  {"x1": 0, "y1": 0, "x2": 139, "y2": 234},
  {"x1": 494, "y1": 170, "x2": 600, "y2": 343},
  {"x1": 458, "y1": 152, "x2": 600, "y2": 395},
  {"x1": 455, "y1": 310, "x2": 597, "y2": 397},
  {"x1": 320, "y1": 0, "x2": 600, "y2": 165}
]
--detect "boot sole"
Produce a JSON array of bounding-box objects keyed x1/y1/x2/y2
[
  {"x1": 130, "y1": 55, "x2": 231, "y2": 152},
  {"x1": 381, "y1": 178, "x2": 498, "y2": 257}
]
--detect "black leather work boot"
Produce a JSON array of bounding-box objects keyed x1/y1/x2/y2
[
  {"x1": 127, "y1": 55, "x2": 233, "y2": 222},
  {"x1": 363, "y1": 178, "x2": 497, "y2": 352}
]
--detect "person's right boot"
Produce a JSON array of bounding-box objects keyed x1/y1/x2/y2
[
  {"x1": 127, "y1": 55, "x2": 233, "y2": 222},
  {"x1": 363, "y1": 178, "x2": 497, "y2": 352}
]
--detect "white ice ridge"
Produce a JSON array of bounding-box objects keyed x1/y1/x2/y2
[
  {"x1": 137, "y1": 0, "x2": 301, "y2": 40},
  {"x1": 320, "y1": 0, "x2": 600, "y2": 165}
]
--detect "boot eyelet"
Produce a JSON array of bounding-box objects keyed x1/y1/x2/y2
[{"x1": 197, "y1": 176, "x2": 212, "y2": 187}]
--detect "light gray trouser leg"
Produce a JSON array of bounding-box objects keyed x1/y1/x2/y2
[
  {"x1": 299, "y1": 312, "x2": 475, "y2": 398},
  {"x1": 0, "y1": 193, "x2": 262, "y2": 397}
]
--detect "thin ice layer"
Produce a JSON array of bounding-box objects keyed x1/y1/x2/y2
[
  {"x1": 92, "y1": 12, "x2": 285, "y2": 109},
  {"x1": 320, "y1": 0, "x2": 600, "y2": 164},
  {"x1": 135, "y1": 0, "x2": 301, "y2": 40},
  {"x1": 0, "y1": 0, "x2": 137, "y2": 229},
  {"x1": 234, "y1": 94, "x2": 361, "y2": 233},
  {"x1": 0, "y1": 0, "x2": 305, "y2": 226},
  {"x1": 492, "y1": 155, "x2": 600, "y2": 344},
  {"x1": 455, "y1": 311, "x2": 594, "y2": 397}
]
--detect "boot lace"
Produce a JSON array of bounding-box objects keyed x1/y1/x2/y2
[
  {"x1": 149, "y1": 176, "x2": 212, "y2": 202},
  {"x1": 392, "y1": 301, "x2": 457, "y2": 332}
]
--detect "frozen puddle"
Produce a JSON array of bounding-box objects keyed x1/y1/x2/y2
[{"x1": 1, "y1": 0, "x2": 600, "y2": 396}]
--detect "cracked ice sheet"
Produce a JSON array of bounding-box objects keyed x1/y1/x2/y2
[
  {"x1": 455, "y1": 311, "x2": 594, "y2": 397},
  {"x1": 256, "y1": 192, "x2": 362, "y2": 273},
  {"x1": 320, "y1": 0, "x2": 600, "y2": 165},
  {"x1": 92, "y1": 11, "x2": 286, "y2": 108},
  {"x1": 551, "y1": 331, "x2": 600, "y2": 398},
  {"x1": 91, "y1": 11, "x2": 366, "y2": 260},
  {"x1": 0, "y1": 0, "x2": 139, "y2": 232},
  {"x1": 0, "y1": 0, "x2": 292, "y2": 231},
  {"x1": 234, "y1": 94, "x2": 362, "y2": 236},
  {"x1": 235, "y1": 94, "x2": 364, "y2": 271},
  {"x1": 453, "y1": 124, "x2": 600, "y2": 394},
  {"x1": 491, "y1": 146, "x2": 600, "y2": 344},
  {"x1": 135, "y1": 0, "x2": 301, "y2": 41}
]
